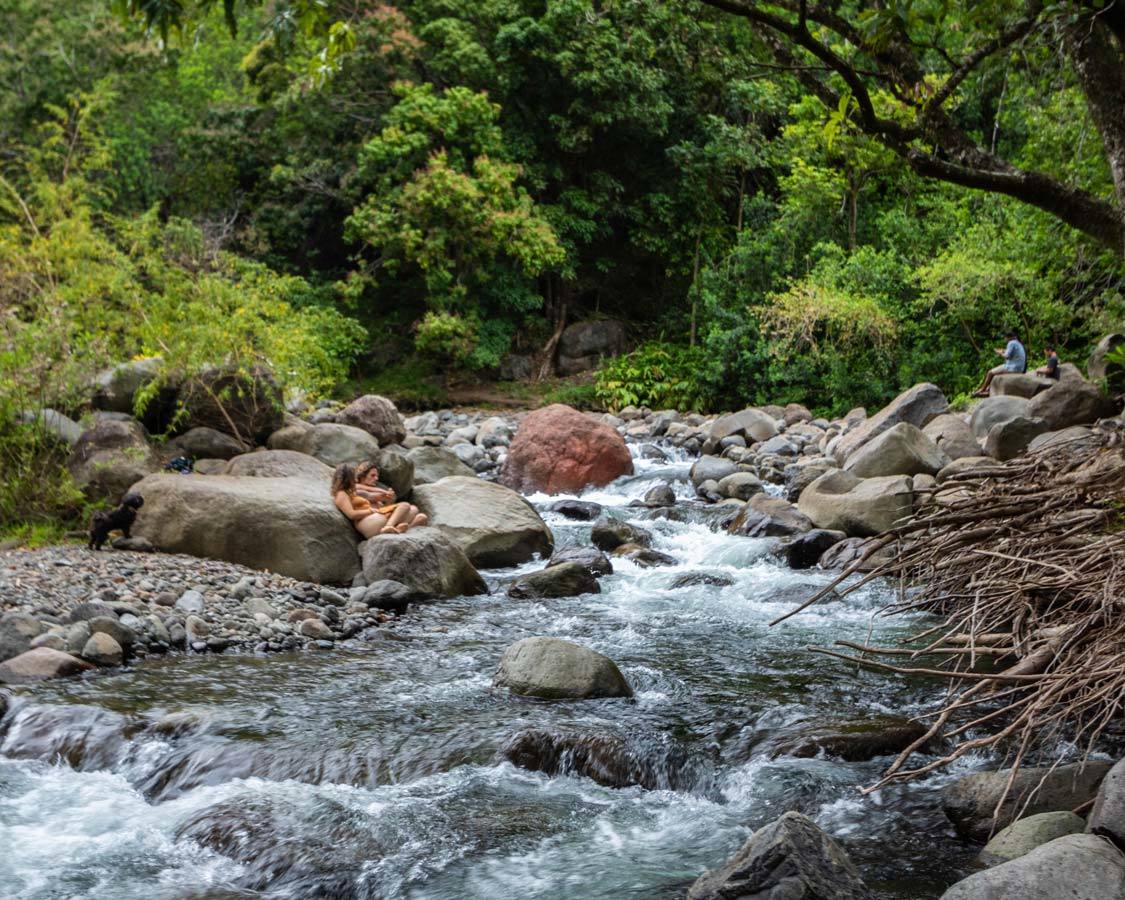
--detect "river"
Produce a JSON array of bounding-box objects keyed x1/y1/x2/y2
[{"x1": 0, "y1": 445, "x2": 980, "y2": 898}]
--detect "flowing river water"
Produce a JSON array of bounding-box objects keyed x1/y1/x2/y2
[{"x1": 0, "y1": 446, "x2": 983, "y2": 898}]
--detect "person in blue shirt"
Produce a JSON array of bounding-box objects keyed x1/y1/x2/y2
[{"x1": 973, "y1": 330, "x2": 1027, "y2": 396}]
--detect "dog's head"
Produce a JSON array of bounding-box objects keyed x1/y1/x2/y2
[{"x1": 121, "y1": 492, "x2": 144, "y2": 510}]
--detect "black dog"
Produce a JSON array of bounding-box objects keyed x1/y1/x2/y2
[{"x1": 88, "y1": 492, "x2": 144, "y2": 550}]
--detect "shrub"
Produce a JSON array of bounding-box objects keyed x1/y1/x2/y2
[{"x1": 594, "y1": 343, "x2": 708, "y2": 412}]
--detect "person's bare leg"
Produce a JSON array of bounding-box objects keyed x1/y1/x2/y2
[
  {"x1": 412, "y1": 513, "x2": 428, "y2": 527},
  {"x1": 386, "y1": 504, "x2": 412, "y2": 533},
  {"x1": 356, "y1": 513, "x2": 388, "y2": 540}
]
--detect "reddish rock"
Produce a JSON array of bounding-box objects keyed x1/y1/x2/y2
[{"x1": 502, "y1": 405, "x2": 633, "y2": 494}]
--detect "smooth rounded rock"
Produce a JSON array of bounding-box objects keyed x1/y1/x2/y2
[{"x1": 493, "y1": 636, "x2": 632, "y2": 700}]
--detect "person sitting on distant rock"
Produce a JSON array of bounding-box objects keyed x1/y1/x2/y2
[
  {"x1": 354, "y1": 460, "x2": 427, "y2": 532},
  {"x1": 1035, "y1": 344, "x2": 1061, "y2": 380},
  {"x1": 973, "y1": 330, "x2": 1027, "y2": 397},
  {"x1": 332, "y1": 464, "x2": 404, "y2": 539}
]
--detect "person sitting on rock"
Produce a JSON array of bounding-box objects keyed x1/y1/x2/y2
[
  {"x1": 354, "y1": 460, "x2": 427, "y2": 532},
  {"x1": 973, "y1": 330, "x2": 1027, "y2": 397},
  {"x1": 1035, "y1": 344, "x2": 1061, "y2": 380},
  {"x1": 331, "y1": 464, "x2": 413, "y2": 539}
]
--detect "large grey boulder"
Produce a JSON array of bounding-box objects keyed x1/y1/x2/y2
[
  {"x1": 223, "y1": 450, "x2": 333, "y2": 481},
  {"x1": 990, "y1": 372, "x2": 1055, "y2": 398},
  {"x1": 687, "y1": 811, "x2": 872, "y2": 900},
  {"x1": 797, "y1": 471, "x2": 913, "y2": 536},
  {"x1": 16, "y1": 408, "x2": 83, "y2": 446},
  {"x1": 1088, "y1": 757, "x2": 1125, "y2": 847},
  {"x1": 728, "y1": 495, "x2": 813, "y2": 538},
  {"x1": 843, "y1": 422, "x2": 949, "y2": 477},
  {"x1": 1027, "y1": 374, "x2": 1116, "y2": 429},
  {"x1": 407, "y1": 446, "x2": 476, "y2": 484},
  {"x1": 970, "y1": 396, "x2": 1030, "y2": 439},
  {"x1": 68, "y1": 416, "x2": 161, "y2": 503},
  {"x1": 983, "y1": 416, "x2": 1049, "y2": 461},
  {"x1": 91, "y1": 358, "x2": 171, "y2": 422},
  {"x1": 131, "y1": 473, "x2": 360, "y2": 584},
  {"x1": 360, "y1": 528, "x2": 487, "y2": 598},
  {"x1": 690, "y1": 456, "x2": 739, "y2": 488},
  {"x1": 833, "y1": 383, "x2": 948, "y2": 464},
  {"x1": 936, "y1": 456, "x2": 1004, "y2": 483},
  {"x1": 940, "y1": 834, "x2": 1125, "y2": 900},
  {"x1": 546, "y1": 546, "x2": 613, "y2": 578},
  {"x1": 710, "y1": 408, "x2": 779, "y2": 443},
  {"x1": 942, "y1": 761, "x2": 1112, "y2": 841},
  {"x1": 411, "y1": 476, "x2": 552, "y2": 567},
  {"x1": 0, "y1": 612, "x2": 43, "y2": 663},
  {"x1": 923, "y1": 414, "x2": 981, "y2": 460},
  {"x1": 367, "y1": 447, "x2": 414, "y2": 499},
  {"x1": 493, "y1": 636, "x2": 632, "y2": 699},
  {"x1": 716, "y1": 472, "x2": 764, "y2": 500},
  {"x1": 507, "y1": 562, "x2": 600, "y2": 599},
  {"x1": 556, "y1": 320, "x2": 628, "y2": 375},
  {"x1": 335, "y1": 394, "x2": 405, "y2": 446},
  {"x1": 0, "y1": 647, "x2": 94, "y2": 684},
  {"x1": 293, "y1": 423, "x2": 381, "y2": 468},
  {"x1": 168, "y1": 426, "x2": 246, "y2": 461},
  {"x1": 591, "y1": 517, "x2": 652, "y2": 551},
  {"x1": 979, "y1": 812, "x2": 1086, "y2": 865},
  {"x1": 1027, "y1": 426, "x2": 1100, "y2": 454},
  {"x1": 177, "y1": 366, "x2": 283, "y2": 444}
]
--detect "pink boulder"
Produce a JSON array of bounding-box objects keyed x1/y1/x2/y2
[{"x1": 502, "y1": 405, "x2": 633, "y2": 494}]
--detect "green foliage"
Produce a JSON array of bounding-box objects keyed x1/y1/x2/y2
[
  {"x1": 595, "y1": 343, "x2": 709, "y2": 412},
  {"x1": 0, "y1": 425, "x2": 88, "y2": 531}
]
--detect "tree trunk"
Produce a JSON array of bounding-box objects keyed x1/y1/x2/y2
[
  {"x1": 690, "y1": 231, "x2": 702, "y2": 348},
  {"x1": 537, "y1": 279, "x2": 568, "y2": 381},
  {"x1": 846, "y1": 180, "x2": 858, "y2": 252}
]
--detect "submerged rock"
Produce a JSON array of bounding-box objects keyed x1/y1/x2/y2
[
  {"x1": 548, "y1": 499, "x2": 604, "y2": 521},
  {"x1": 772, "y1": 716, "x2": 930, "y2": 762},
  {"x1": 493, "y1": 636, "x2": 633, "y2": 700},
  {"x1": 687, "y1": 810, "x2": 872, "y2": 900},
  {"x1": 670, "y1": 572, "x2": 734, "y2": 589}
]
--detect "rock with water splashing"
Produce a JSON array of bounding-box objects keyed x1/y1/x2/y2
[
  {"x1": 548, "y1": 499, "x2": 604, "y2": 521},
  {"x1": 771, "y1": 715, "x2": 930, "y2": 762},
  {"x1": 361, "y1": 527, "x2": 486, "y2": 599},
  {"x1": 494, "y1": 636, "x2": 632, "y2": 700},
  {"x1": 0, "y1": 647, "x2": 94, "y2": 684},
  {"x1": 591, "y1": 517, "x2": 651, "y2": 551},
  {"x1": 501, "y1": 404, "x2": 633, "y2": 494},
  {"x1": 687, "y1": 810, "x2": 872, "y2": 900},
  {"x1": 507, "y1": 562, "x2": 600, "y2": 599},
  {"x1": 545, "y1": 546, "x2": 613, "y2": 577}
]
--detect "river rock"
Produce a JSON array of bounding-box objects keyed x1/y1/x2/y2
[
  {"x1": 690, "y1": 456, "x2": 739, "y2": 488},
  {"x1": 923, "y1": 414, "x2": 982, "y2": 460},
  {"x1": 366, "y1": 447, "x2": 414, "y2": 499},
  {"x1": 294, "y1": 423, "x2": 381, "y2": 468},
  {"x1": 476, "y1": 416, "x2": 514, "y2": 448},
  {"x1": 82, "y1": 632, "x2": 124, "y2": 666},
  {"x1": 223, "y1": 449, "x2": 332, "y2": 481},
  {"x1": 0, "y1": 612, "x2": 44, "y2": 663},
  {"x1": 556, "y1": 320, "x2": 627, "y2": 375},
  {"x1": 687, "y1": 810, "x2": 872, "y2": 900},
  {"x1": 990, "y1": 372, "x2": 1055, "y2": 398},
  {"x1": 940, "y1": 834, "x2": 1125, "y2": 900},
  {"x1": 728, "y1": 495, "x2": 813, "y2": 538},
  {"x1": 983, "y1": 415, "x2": 1049, "y2": 460},
  {"x1": 361, "y1": 528, "x2": 487, "y2": 598},
  {"x1": 549, "y1": 499, "x2": 604, "y2": 521},
  {"x1": 970, "y1": 396, "x2": 1030, "y2": 439},
  {"x1": 546, "y1": 547, "x2": 613, "y2": 577},
  {"x1": 88, "y1": 615, "x2": 135, "y2": 650},
  {"x1": 843, "y1": 422, "x2": 949, "y2": 477},
  {"x1": 773, "y1": 716, "x2": 929, "y2": 762},
  {"x1": 670, "y1": 572, "x2": 734, "y2": 589},
  {"x1": 785, "y1": 462, "x2": 839, "y2": 502},
  {"x1": 177, "y1": 366, "x2": 284, "y2": 443},
  {"x1": 411, "y1": 476, "x2": 552, "y2": 566},
  {"x1": 943, "y1": 761, "x2": 1112, "y2": 841},
  {"x1": 360, "y1": 580, "x2": 423, "y2": 613},
  {"x1": 591, "y1": 517, "x2": 651, "y2": 551},
  {"x1": 335, "y1": 394, "x2": 405, "y2": 445},
  {"x1": 507, "y1": 562, "x2": 600, "y2": 599},
  {"x1": 615, "y1": 546, "x2": 676, "y2": 567},
  {"x1": 0, "y1": 647, "x2": 94, "y2": 684},
  {"x1": 1027, "y1": 373, "x2": 1116, "y2": 429},
  {"x1": 642, "y1": 484, "x2": 677, "y2": 507},
  {"x1": 936, "y1": 456, "x2": 1005, "y2": 483},
  {"x1": 168, "y1": 426, "x2": 246, "y2": 460},
  {"x1": 979, "y1": 811, "x2": 1086, "y2": 865},
  {"x1": 716, "y1": 471, "x2": 764, "y2": 500},
  {"x1": 68, "y1": 417, "x2": 160, "y2": 503},
  {"x1": 493, "y1": 636, "x2": 633, "y2": 699},
  {"x1": 132, "y1": 473, "x2": 361, "y2": 584},
  {"x1": 710, "y1": 407, "x2": 779, "y2": 443},
  {"x1": 798, "y1": 471, "x2": 913, "y2": 536},
  {"x1": 1088, "y1": 757, "x2": 1125, "y2": 847},
  {"x1": 407, "y1": 446, "x2": 476, "y2": 484},
  {"x1": 502, "y1": 404, "x2": 633, "y2": 494},
  {"x1": 781, "y1": 529, "x2": 846, "y2": 569},
  {"x1": 833, "y1": 382, "x2": 948, "y2": 465},
  {"x1": 1027, "y1": 426, "x2": 1100, "y2": 454},
  {"x1": 817, "y1": 536, "x2": 895, "y2": 571}
]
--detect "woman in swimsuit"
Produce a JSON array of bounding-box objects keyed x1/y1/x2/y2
[
  {"x1": 354, "y1": 460, "x2": 428, "y2": 532},
  {"x1": 332, "y1": 464, "x2": 409, "y2": 539}
]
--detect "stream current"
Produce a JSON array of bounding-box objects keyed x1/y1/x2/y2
[{"x1": 0, "y1": 446, "x2": 981, "y2": 898}]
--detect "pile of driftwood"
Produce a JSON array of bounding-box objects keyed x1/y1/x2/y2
[{"x1": 780, "y1": 422, "x2": 1125, "y2": 793}]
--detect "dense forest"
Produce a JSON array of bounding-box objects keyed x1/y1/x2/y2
[{"x1": 2, "y1": 0, "x2": 1124, "y2": 528}]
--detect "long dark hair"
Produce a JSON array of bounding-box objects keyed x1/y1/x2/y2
[{"x1": 330, "y1": 463, "x2": 357, "y2": 497}]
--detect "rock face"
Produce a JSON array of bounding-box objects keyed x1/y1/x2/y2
[
  {"x1": 983, "y1": 416, "x2": 1049, "y2": 460},
  {"x1": 223, "y1": 450, "x2": 333, "y2": 481},
  {"x1": 729, "y1": 495, "x2": 813, "y2": 538},
  {"x1": 360, "y1": 528, "x2": 487, "y2": 598},
  {"x1": 407, "y1": 446, "x2": 477, "y2": 484},
  {"x1": 970, "y1": 396, "x2": 1030, "y2": 439},
  {"x1": 178, "y1": 367, "x2": 284, "y2": 444},
  {"x1": 335, "y1": 394, "x2": 405, "y2": 446},
  {"x1": 710, "y1": 408, "x2": 779, "y2": 444},
  {"x1": 942, "y1": 761, "x2": 1112, "y2": 841},
  {"x1": 556, "y1": 320, "x2": 628, "y2": 375},
  {"x1": 493, "y1": 636, "x2": 633, "y2": 699},
  {"x1": 411, "y1": 476, "x2": 552, "y2": 566},
  {"x1": 923, "y1": 414, "x2": 981, "y2": 460},
  {"x1": 68, "y1": 416, "x2": 161, "y2": 503},
  {"x1": 687, "y1": 811, "x2": 872, "y2": 900},
  {"x1": 1027, "y1": 375, "x2": 1116, "y2": 429},
  {"x1": 833, "y1": 383, "x2": 948, "y2": 464},
  {"x1": 979, "y1": 811, "x2": 1086, "y2": 866},
  {"x1": 843, "y1": 422, "x2": 949, "y2": 477},
  {"x1": 507, "y1": 562, "x2": 600, "y2": 599},
  {"x1": 502, "y1": 404, "x2": 633, "y2": 494},
  {"x1": 132, "y1": 473, "x2": 361, "y2": 584},
  {"x1": 940, "y1": 834, "x2": 1125, "y2": 900},
  {"x1": 798, "y1": 471, "x2": 913, "y2": 536},
  {"x1": 1088, "y1": 757, "x2": 1125, "y2": 847},
  {"x1": 0, "y1": 647, "x2": 94, "y2": 684}
]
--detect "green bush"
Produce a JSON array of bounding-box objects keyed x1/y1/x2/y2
[{"x1": 594, "y1": 343, "x2": 708, "y2": 412}]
